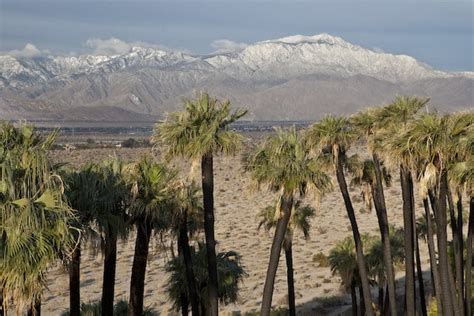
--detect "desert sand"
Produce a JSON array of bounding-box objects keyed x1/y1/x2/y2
[{"x1": 42, "y1": 145, "x2": 428, "y2": 315}]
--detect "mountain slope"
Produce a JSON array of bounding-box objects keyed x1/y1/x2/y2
[{"x1": 0, "y1": 34, "x2": 472, "y2": 121}]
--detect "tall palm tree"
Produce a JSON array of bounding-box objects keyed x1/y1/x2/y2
[
  {"x1": 153, "y1": 92, "x2": 247, "y2": 315},
  {"x1": 258, "y1": 201, "x2": 316, "y2": 315},
  {"x1": 450, "y1": 154, "x2": 474, "y2": 316},
  {"x1": 378, "y1": 96, "x2": 428, "y2": 315},
  {"x1": 305, "y1": 115, "x2": 374, "y2": 315},
  {"x1": 390, "y1": 111, "x2": 473, "y2": 315},
  {"x1": 94, "y1": 159, "x2": 131, "y2": 316},
  {"x1": 245, "y1": 127, "x2": 331, "y2": 316},
  {"x1": 347, "y1": 154, "x2": 398, "y2": 314},
  {"x1": 127, "y1": 157, "x2": 177, "y2": 316},
  {"x1": 365, "y1": 227, "x2": 405, "y2": 313},
  {"x1": 0, "y1": 123, "x2": 74, "y2": 315},
  {"x1": 169, "y1": 182, "x2": 203, "y2": 316},
  {"x1": 350, "y1": 107, "x2": 398, "y2": 316},
  {"x1": 62, "y1": 165, "x2": 101, "y2": 316}
]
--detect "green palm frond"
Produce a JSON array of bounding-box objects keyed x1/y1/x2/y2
[
  {"x1": 165, "y1": 242, "x2": 247, "y2": 311},
  {"x1": 152, "y1": 92, "x2": 247, "y2": 159},
  {"x1": 245, "y1": 126, "x2": 332, "y2": 200},
  {"x1": 0, "y1": 123, "x2": 74, "y2": 308}
]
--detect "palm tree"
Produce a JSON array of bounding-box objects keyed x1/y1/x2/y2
[
  {"x1": 127, "y1": 157, "x2": 177, "y2": 316},
  {"x1": 165, "y1": 242, "x2": 247, "y2": 315},
  {"x1": 450, "y1": 154, "x2": 474, "y2": 316},
  {"x1": 258, "y1": 200, "x2": 316, "y2": 315},
  {"x1": 94, "y1": 159, "x2": 131, "y2": 316},
  {"x1": 245, "y1": 127, "x2": 331, "y2": 316},
  {"x1": 305, "y1": 115, "x2": 374, "y2": 315},
  {"x1": 329, "y1": 236, "x2": 364, "y2": 315},
  {"x1": 365, "y1": 227, "x2": 405, "y2": 313},
  {"x1": 153, "y1": 92, "x2": 247, "y2": 316},
  {"x1": 0, "y1": 123, "x2": 74, "y2": 315},
  {"x1": 169, "y1": 182, "x2": 203, "y2": 316},
  {"x1": 378, "y1": 96, "x2": 428, "y2": 315},
  {"x1": 390, "y1": 111, "x2": 473, "y2": 315},
  {"x1": 62, "y1": 165, "x2": 101, "y2": 316},
  {"x1": 350, "y1": 107, "x2": 398, "y2": 316}
]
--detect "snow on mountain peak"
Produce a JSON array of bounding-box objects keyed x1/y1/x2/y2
[{"x1": 263, "y1": 33, "x2": 351, "y2": 47}]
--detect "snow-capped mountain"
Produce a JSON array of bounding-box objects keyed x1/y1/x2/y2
[{"x1": 0, "y1": 34, "x2": 472, "y2": 121}]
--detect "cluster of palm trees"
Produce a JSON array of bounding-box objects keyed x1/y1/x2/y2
[
  {"x1": 0, "y1": 92, "x2": 472, "y2": 316},
  {"x1": 246, "y1": 96, "x2": 473, "y2": 315}
]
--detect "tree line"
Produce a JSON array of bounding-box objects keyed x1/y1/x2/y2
[{"x1": 0, "y1": 93, "x2": 472, "y2": 316}]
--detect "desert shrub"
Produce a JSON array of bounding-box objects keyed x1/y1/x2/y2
[
  {"x1": 313, "y1": 252, "x2": 329, "y2": 267},
  {"x1": 61, "y1": 299, "x2": 156, "y2": 316}
]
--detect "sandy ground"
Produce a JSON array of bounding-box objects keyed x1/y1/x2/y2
[{"x1": 39, "y1": 146, "x2": 432, "y2": 315}]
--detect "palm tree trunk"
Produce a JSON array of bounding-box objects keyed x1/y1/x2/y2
[
  {"x1": 377, "y1": 283, "x2": 384, "y2": 312},
  {"x1": 261, "y1": 194, "x2": 293, "y2": 316},
  {"x1": 435, "y1": 170, "x2": 455, "y2": 316},
  {"x1": 69, "y1": 245, "x2": 81, "y2": 316},
  {"x1": 284, "y1": 237, "x2": 296, "y2": 316},
  {"x1": 423, "y1": 198, "x2": 442, "y2": 313},
  {"x1": 350, "y1": 282, "x2": 358, "y2": 316},
  {"x1": 359, "y1": 286, "x2": 365, "y2": 316},
  {"x1": 201, "y1": 153, "x2": 218, "y2": 316},
  {"x1": 455, "y1": 192, "x2": 464, "y2": 312},
  {"x1": 415, "y1": 229, "x2": 427, "y2": 316},
  {"x1": 128, "y1": 220, "x2": 152, "y2": 316},
  {"x1": 27, "y1": 298, "x2": 40, "y2": 316},
  {"x1": 179, "y1": 210, "x2": 200, "y2": 316},
  {"x1": 179, "y1": 295, "x2": 189, "y2": 316},
  {"x1": 400, "y1": 165, "x2": 416, "y2": 315},
  {"x1": 447, "y1": 189, "x2": 464, "y2": 315},
  {"x1": 335, "y1": 153, "x2": 374, "y2": 316},
  {"x1": 465, "y1": 197, "x2": 473, "y2": 316},
  {"x1": 371, "y1": 153, "x2": 397, "y2": 316},
  {"x1": 101, "y1": 231, "x2": 118, "y2": 316}
]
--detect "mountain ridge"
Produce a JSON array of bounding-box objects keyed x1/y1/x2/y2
[{"x1": 1, "y1": 34, "x2": 472, "y2": 121}]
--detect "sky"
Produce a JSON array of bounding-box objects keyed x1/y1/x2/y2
[{"x1": 1, "y1": 0, "x2": 473, "y2": 71}]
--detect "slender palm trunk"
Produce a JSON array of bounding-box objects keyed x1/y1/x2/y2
[
  {"x1": 201, "y1": 153, "x2": 218, "y2": 316},
  {"x1": 179, "y1": 295, "x2": 188, "y2": 316},
  {"x1": 101, "y1": 231, "x2": 118, "y2": 316},
  {"x1": 372, "y1": 153, "x2": 397, "y2": 315},
  {"x1": 261, "y1": 194, "x2": 293, "y2": 316},
  {"x1": 465, "y1": 197, "x2": 473, "y2": 316},
  {"x1": 27, "y1": 298, "x2": 40, "y2": 316},
  {"x1": 435, "y1": 170, "x2": 455, "y2": 316},
  {"x1": 372, "y1": 154, "x2": 397, "y2": 316},
  {"x1": 423, "y1": 198, "x2": 442, "y2": 313},
  {"x1": 377, "y1": 282, "x2": 384, "y2": 312},
  {"x1": 447, "y1": 189, "x2": 464, "y2": 315},
  {"x1": 335, "y1": 152, "x2": 374, "y2": 316},
  {"x1": 178, "y1": 210, "x2": 200, "y2": 316},
  {"x1": 359, "y1": 286, "x2": 365, "y2": 316},
  {"x1": 284, "y1": 237, "x2": 296, "y2": 316},
  {"x1": 69, "y1": 245, "x2": 81, "y2": 316},
  {"x1": 455, "y1": 192, "x2": 464, "y2": 312},
  {"x1": 415, "y1": 229, "x2": 427, "y2": 316},
  {"x1": 129, "y1": 220, "x2": 152, "y2": 316},
  {"x1": 400, "y1": 165, "x2": 416, "y2": 315},
  {"x1": 350, "y1": 282, "x2": 358, "y2": 316}
]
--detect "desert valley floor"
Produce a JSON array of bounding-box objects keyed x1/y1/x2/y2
[{"x1": 42, "y1": 141, "x2": 432, "y2": 315}]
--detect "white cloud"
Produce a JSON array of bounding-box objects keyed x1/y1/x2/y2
[
  {"x1": 211, "y1": 39, "x2": 247, "y2": 53},
  {"x1": 7, "y1": 43, "x2": 47, "y2": 58},
  {"x1": 85, "y1": 38, "x2": 133, "y2": 55},
  {"x1": 85, "y1": 37, "x2": 173, "y2": 55}
]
